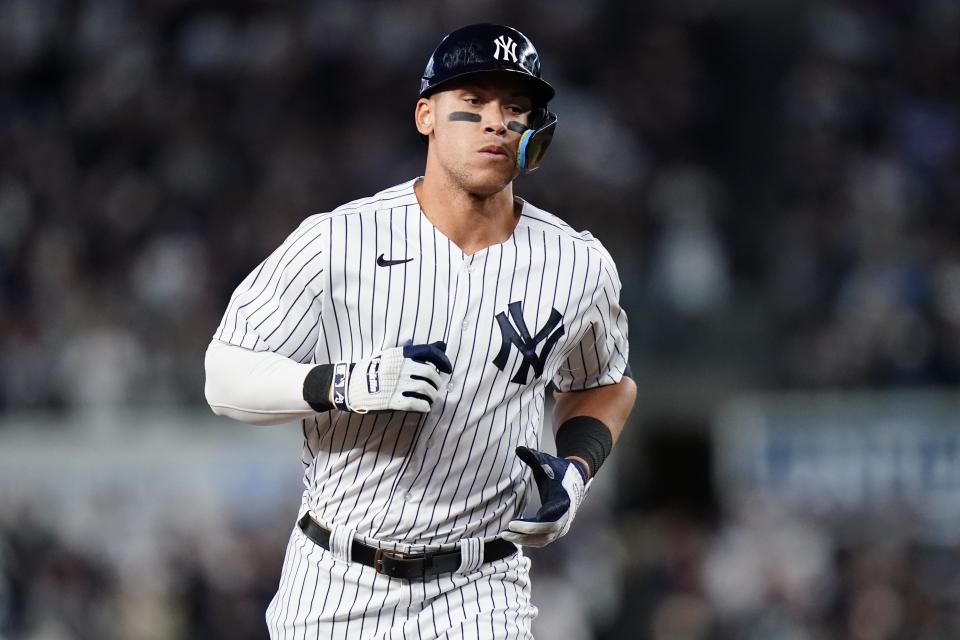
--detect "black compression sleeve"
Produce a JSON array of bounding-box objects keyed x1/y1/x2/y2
[
  {"x1": 303, "y1": 364, "x2": 335, "y2": 412},
  {"x1": 555, "y1": 416, "x2": 614, "y2": 477}
]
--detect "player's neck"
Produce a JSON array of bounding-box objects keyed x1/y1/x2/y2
[{"x1": 414, "y1": 174, "x2": 520, "y2": 256}]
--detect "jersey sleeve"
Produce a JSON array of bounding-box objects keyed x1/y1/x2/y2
[
  {"x1": 214, "y1": 215, "x2": 328, "y2": 363},
  {"x1": 552, "y1": 244, "x2": 630, "y2": 392}
]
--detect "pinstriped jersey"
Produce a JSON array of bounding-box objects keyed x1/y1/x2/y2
[{"x1": 214, "y1": 178, "x2": 629, "y2": 551}]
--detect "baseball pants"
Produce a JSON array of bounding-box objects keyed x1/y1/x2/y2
[{"x1": 266, "y1": 523, "x2": 537, "y2": 639}]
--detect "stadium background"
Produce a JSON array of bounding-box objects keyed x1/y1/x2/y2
[{"x1": 2, "y1": 0, "x2": 959, "y2": 638}]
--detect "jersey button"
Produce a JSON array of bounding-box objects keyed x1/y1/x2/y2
[
  {"x1": 461, "y1": 319, "x2": 470, "y2": 330},
  {"x1": 404, "y1": 492, "x2": 415, "y2": 502}
]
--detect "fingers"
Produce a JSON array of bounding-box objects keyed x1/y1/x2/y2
[
  {"x1": 424, "y1": 343, "x2": 453, "y2": 374},
  {"x1": 397, "y1": 360, "x2": 450, "y2": 414},
  {"x1": 533, "y1": 499, "x2": 571, "y2": 522},
  {"x1": 401, "y1": 377, "x2": 444, "y2": 403},
  {"x1": 391, "y1": 367, "x2": 450, "y2": 412},
  {"x1": 502, "y1": 531, "x2": 555, "y2": 547},
  {"x1": 507, "y1": 518, "x2": 561, "y2": 536},
  {"x1": 515, "y1": 446, "x2": 553, "y2": 487},
  {"x1": 426, "y1": 341, "x2": 451, "y2": 372},
  {"x1": 514, "y1": 446, "x2": 542, "y2": 468},
  {"x1": 403, "y1": 342, "x2": 453, "y2": 374},
  {"x1": 406, "y1": 361, "x2": 444, "y2": 389},
  {"x1": 501, "y1": 532, "x2": 554, "y2": 548},
  {"x1": 394, "y1": 394, "x2": 432, "y2": 413},
  {"x1": 502, "y1": 518, "x2": 563, "y2": 548}
]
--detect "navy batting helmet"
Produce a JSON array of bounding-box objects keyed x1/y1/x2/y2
[
  {"x1": 419, "y1": 23, "x2": 555, "y2": 104},
  {"x1": 419, "y1": 23, "x2": 558, "y2": 174}
]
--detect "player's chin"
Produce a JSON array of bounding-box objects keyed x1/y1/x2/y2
[{"x1": 465, "y1": 163, "x2": 519, "y2": 194}]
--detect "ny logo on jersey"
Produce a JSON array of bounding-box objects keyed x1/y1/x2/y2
[
  {"x1": 493, "y1": 35, "x2": 518, "y2": 63},
  {"x1": 492, "y1": 301, "x2": 565, "y2": 384}
]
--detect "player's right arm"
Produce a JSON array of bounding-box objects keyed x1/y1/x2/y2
[
  {"x1": 204, "y1": 215, "x2": 452, "y2": 425},
  {"x1": 205, "y1": 341, "x2": 325, "y2": 425},
  {"x1": 205, "y1": 340, "x2": 453, "y2": 424}
]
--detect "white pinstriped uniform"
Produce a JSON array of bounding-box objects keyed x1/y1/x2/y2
[{"x1": 214, "y1": 178, "x2": 629, "y2": 638}]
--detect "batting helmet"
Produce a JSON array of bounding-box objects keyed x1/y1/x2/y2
[{"x1": 419, "y1": 23, "x2": 558, "y2": 174}]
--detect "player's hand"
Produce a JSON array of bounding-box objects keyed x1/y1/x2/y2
[
  {"x1": 502, "y1": 446, "x2": 590, "y2": 548},
  {"x1": 336, "y1": 341, "x2": 453, "y2": 414}
]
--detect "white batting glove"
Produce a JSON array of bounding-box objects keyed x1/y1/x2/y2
[
  {"x1": 332, "y1": 341, "x2": 452, "y2": 414},
  {"x1": 502, "y1": 446, "x2": 590, "y2": 548}
]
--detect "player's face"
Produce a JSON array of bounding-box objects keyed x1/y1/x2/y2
[{"x1": 420, "y1": 75, "x2": 534, "y2": 196}]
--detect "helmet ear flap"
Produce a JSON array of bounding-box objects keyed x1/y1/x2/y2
[
  {"x1": 517, "y1": 110, "x2": 557, "y2": 174},
  {"x1": 530, "y1": 106, "x2": 548, "y2": 130}
]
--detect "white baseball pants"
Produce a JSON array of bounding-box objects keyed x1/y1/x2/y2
[{"x1": 266, "y1": 524, "x2": 537, "y2": 639}]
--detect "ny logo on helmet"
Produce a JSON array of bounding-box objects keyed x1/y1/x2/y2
[
  {"x1": 492, "y1": 302, "x2": 565, "y2": 384},
  {"x1": 493, "y1": 35, "x2": 518, "y2": 63}
]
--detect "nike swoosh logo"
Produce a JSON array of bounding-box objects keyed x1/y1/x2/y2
[{"x1": 377, "y1": 254, "x2": 414, "y2": 267}]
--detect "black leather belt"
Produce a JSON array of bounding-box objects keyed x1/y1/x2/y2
[{"x1": 297, "y1": 514, "x2": 518, "y2": 580}]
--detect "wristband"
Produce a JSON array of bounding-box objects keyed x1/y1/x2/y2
[
  {"x1": 303, "y1": 364, "x2": 335, "y2": 412},
  {"x1": 555, "y1": 416, "x2": 613, "y2": 478},
  {"x1": 331, "y1": 361, "x2": 351, "y2": 411}
]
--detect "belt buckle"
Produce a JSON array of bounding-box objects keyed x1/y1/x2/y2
[{"x1": 373, "y1": 548, "x2": 406, "y2": 576}]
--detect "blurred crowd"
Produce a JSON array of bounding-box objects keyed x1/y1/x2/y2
[
  {"x1": 0, "y1": 502, "x2": 287, "y2": 640},
  {"x1": 2, "y1": 0, "x2": 959, "y2": 638},
  {"x1": 4, "y1": 0, "x2": 960, "y2": 412}
]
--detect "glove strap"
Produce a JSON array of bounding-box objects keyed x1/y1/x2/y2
[{"x1": 332, "y1": 361, "x2": 351, "y2": 412}]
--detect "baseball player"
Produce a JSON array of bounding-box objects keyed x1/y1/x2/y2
[{"x1": 205, "y1": 23, "x2": 635, "y2": 639}]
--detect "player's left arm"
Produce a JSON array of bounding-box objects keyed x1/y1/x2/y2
[
  {"x1": 502, "y1": 377, "x2": 635, "y2": 548},
  {"x1": 503, "y1": 244, "x2": 635, "y2": 547},
  {"x1": 550, "y1": 375, "x2": 636, "y2": 477}
]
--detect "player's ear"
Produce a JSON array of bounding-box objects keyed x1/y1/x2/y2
[{"x1": 415, "y1": 98, "x2": 434, "y2": 136}]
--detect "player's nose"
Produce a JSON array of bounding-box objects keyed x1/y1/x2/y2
[{"x1": 481, "y1": 102, "x2": 508, "y2": 135}]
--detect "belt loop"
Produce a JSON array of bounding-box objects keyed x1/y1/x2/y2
[
  {"x1": 455, "y1": 538, "x2": 484, "y2": 575},
  {"x1": 329, "y1": 524, "x2": 355, "y2": 563}
]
